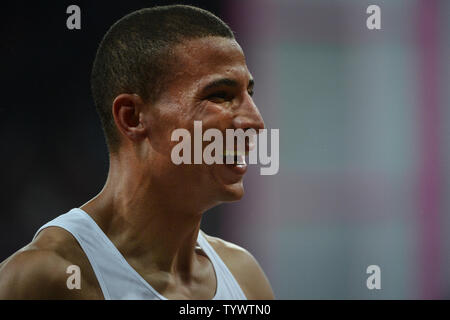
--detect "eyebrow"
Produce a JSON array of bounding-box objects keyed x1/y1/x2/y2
[{"x1": 202, "y1": 78, "x2": 254, "y2": 92}]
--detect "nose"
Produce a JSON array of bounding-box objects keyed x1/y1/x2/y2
[{"x1": 232, "y1": 95, "x2": 265, "y2": 132}]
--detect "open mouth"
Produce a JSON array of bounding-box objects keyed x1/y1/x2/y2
[
  {"x1": 222, "y1": 150, "x2": 247, "y2": 166},
  {"x1": 220, "y1": 150, "x2": 248, "y2": 177}
]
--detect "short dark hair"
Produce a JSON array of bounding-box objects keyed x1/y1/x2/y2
[{"x1": 91, "y1": 5, "x2": 234, "y2": 152}]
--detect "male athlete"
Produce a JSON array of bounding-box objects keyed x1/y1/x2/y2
[{"x1": 0, "y1": 5, "x2": 274, "y2": 299}]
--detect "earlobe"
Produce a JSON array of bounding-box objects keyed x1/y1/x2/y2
[{"x1": 112, "y1": 94, "x2": 147, "y2": 143}]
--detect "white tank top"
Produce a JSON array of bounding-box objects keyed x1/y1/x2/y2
[{"x1": 33, "y1": 208, "x2": 247, "y2": 300}]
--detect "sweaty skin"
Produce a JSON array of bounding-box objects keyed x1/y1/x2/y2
[{"x1": 0, "y1": 36, "x2": 274, "y2": 300}]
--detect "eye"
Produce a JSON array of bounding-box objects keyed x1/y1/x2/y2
[
  {"x1": 206, "y1": 91, "x2": 232, "y2": 103},
  {"x1": 248, "y1": 89, "x2": 254, "y2": 97}
]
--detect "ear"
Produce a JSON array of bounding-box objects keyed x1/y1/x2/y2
[{"x1": 112, "y1": 93, "x2": 147, "y2": 144}]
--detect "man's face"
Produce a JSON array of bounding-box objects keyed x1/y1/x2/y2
[{"x1": 145, "y1": 36, "x2": 265, "y2": 207}]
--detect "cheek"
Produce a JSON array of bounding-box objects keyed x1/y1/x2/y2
[
  {"x1": 198, "y1": 102, "x2": 233, "y2": 129},
  {"x1": 202, "y1": 101, "x2": 223, "y2": 114},
  {"x1": 147, "y1": 107, "x2": 187, "y2": 154}
]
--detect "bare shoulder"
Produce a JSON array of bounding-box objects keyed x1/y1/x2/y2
[
  {"x1": 0, "y1": 227, "x2": 102, "y2": 299},
  {"x1": 201, "y1": 231, "x2": 275, "y2": 300}
]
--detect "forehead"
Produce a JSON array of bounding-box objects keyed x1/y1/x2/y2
[{"x1": 167, "y1": 37, "x2": 250, "y2": 92}]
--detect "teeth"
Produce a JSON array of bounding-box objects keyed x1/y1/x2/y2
[
  {"x1": 225, "y1": 154, "x2": 235, "y2": 164},
  {"x1": 223, "y1": 150, "x2": 246, "y2": 157},
  {"x1": 224, "y1": 154, "x2": 246, "y2": 165},
  {"x1": 236, "y1": 155, "x2": 246, "y2": 165}
]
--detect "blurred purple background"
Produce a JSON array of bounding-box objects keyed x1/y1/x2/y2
[{"x1": 1, "y1": 0, "x2": 449, "y2": 299}]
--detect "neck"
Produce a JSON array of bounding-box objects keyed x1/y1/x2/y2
[{"x1": 80, "y1": 154, "x2": 207, "y2": 279}]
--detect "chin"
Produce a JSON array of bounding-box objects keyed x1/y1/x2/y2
[
  {"x1": 220, "y1": 181, "x2": 245, "y2": 202},
  {"x1": 209, "y1": 165, "x2": 246, "y2": 202}
]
